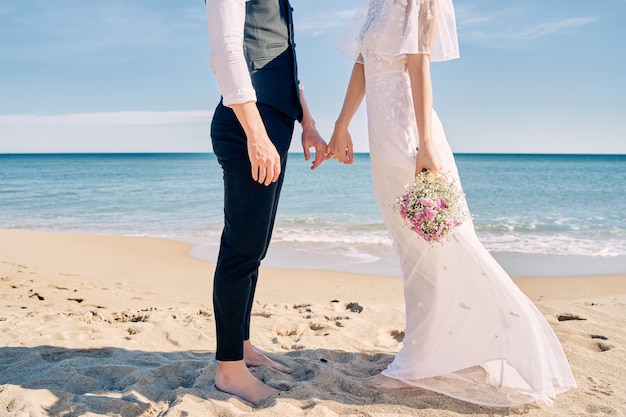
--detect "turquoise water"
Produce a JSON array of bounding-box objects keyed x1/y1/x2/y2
[{"x1": 1, "y1": 153, "x2": 625, "y2": 275}]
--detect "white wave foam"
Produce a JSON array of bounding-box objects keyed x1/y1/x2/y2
[{"x1": 270, "y1": 228, "x2": 626, "y2": 257}]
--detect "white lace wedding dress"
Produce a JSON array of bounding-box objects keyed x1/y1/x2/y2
[{"x1": 337, "y1": 0, "x2": 576, "y2": 407}]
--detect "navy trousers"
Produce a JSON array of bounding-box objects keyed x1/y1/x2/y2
[{"x1": 211, "y1": 101, "x2": 294, "y2": 361}]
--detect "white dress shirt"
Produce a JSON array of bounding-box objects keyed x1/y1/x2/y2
[{"x1": 206, "y1": 0, "x2": 257, "y2": 107}]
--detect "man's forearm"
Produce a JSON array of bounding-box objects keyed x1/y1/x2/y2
[
  {"x1": 299, "y1": 89, "x2": 317, "y2": 131},
  {"x1": 230, "y1": 102, "x2": 267, "y2": 142}
]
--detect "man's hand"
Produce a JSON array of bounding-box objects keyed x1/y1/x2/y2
[
  {"x1": 230, "y1": 102, "x2": 281, "y2": 186},
  {"x1": 247, "y1": 135, "x2": 281, "y2": 186},
  {"x1": 302, "y1": 125, "x2": 328, "y2": 170}
]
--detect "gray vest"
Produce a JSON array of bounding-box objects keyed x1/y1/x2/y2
[{"x1": 244, "y1": 0, "x2": 302, "y2": 121}]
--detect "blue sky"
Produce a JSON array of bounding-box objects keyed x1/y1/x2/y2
[{"x1": 0, "y1": 0, "x2": 624, "y2": 154}]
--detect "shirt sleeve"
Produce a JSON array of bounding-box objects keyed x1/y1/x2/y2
[{"x1": 206, "y1": 0, "x2": 257, "y2": 106}]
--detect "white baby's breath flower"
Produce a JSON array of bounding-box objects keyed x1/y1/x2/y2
[{"x1": 394, "y1": 171, "x2": 470, "y2": 244}]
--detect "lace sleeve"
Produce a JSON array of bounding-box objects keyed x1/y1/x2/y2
[
  {"x1": 428, "y1": 0, "x2": 460, "y2": 62},
  {"x1": 335, "y1": 0, "x2": 459, "y2": 63}
]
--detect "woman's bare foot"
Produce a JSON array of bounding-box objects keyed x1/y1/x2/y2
[
  {"x1": 215, "y1": 360, "x2": 278, "y2": 406},
  {"x1": 244, "y1": 340, "x2": 292, "y2": 373},
  {"x1": 366, "y1": 373, "x2": 414, "y2": 389}
]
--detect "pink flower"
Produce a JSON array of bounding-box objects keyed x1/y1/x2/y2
[
  {"x1": 423, "y1": 208, "x2": 435, "y2": 221},
  {"x1": 393, "y1": 171, "x2": 469, "y2": 245},
  {"x1": 400, "y1": 205, "x2": 408, "y2": 219},
  {"x1": 434, "y1": 223, "x2": 447, "y2": 240}
]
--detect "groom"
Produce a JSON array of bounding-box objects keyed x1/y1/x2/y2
[{"x1": 205, "y1": 0, "x2": 327, "y2": 405}]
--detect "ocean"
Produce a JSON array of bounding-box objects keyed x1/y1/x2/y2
[{"x1": 1, "y1": 153, "x2": 625, "y2": 277}]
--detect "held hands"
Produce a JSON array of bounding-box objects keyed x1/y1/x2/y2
[
  {"x1": 301, "y1": 124, "x2": 328, "y2": 170},
  {"x1": 327, "y1": 124, "x2": 354, "y2": 164},
  {"x1": 247, "y1": 135, "x2": 281, "y2": 186}
]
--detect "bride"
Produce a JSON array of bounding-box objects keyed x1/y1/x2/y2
[{"x1": 326, "y1": 0, "x2": 576, "y2": 407}]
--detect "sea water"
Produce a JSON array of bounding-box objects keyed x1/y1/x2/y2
[{"x1": 1, "y1": 153, "x2": 624, "y2": 277}]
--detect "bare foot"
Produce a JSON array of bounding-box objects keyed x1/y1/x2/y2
[
  {"x1": 215, "y1": 360, "x2": 278, "y2": 406},
  {"x1": 244, "y1": 340, "x2": 292, "y2": 373},
  {"x1": 366, "y1": 373, "x2": 414, "y2": 389}
]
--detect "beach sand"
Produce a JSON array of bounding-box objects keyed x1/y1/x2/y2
[{"x1": 1, "y1": 229, "x2": 624, "y2": 416}]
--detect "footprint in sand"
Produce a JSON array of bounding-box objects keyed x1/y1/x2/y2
[
  {"x1": 281, "y1": 344, "x2": 305, "y2": 350},
  {"x1": 323, "y1": 314, "x2": 350, "y2": 328},
  {"x1": 293, "y1": 303, "x2": 312, "y2": 312},
  {"x1": 197, "y1": 309, "x2": 213, "y2": 318},
  {"x1": 317, "y1": 350, "x2": 356, "y2": 364},
  {"x1": 590, "y1": 335, "x2": 614, "y2": 352},
  {"x1": 69, "y1": 310, "x2": 105, "y2": 323},
  {"x1": 585, "y1": 404, "x2": 618, "y2": 414},
  {"x1": 324, "y1": 315, "x2": 349, "y2": 321},
  {"x1": 251, "y1": 310, "x2": 271, "y2": 318},
  {"x1": 110, "y1": 309, "x2": 152, "y2": 323},
  {"x1": 127, "y1": 326, "x2": 142, "y2": 335},
  {"x1": 293, "y1": 303, "x2": 314, "y2": 321},
  {"x1": 596, "y1": 342, "x2": 613, "y2": 352},
  {"x1": 309, "y1": 322, "x2": 326, "y2": 331},
  {"x1": 274, "y1": 324, "x2": 302, "y2": 337},
  {"x1": 586, "y1": 376, "x2": 613, "y2": 398},
  {"x1": 164, "y1": 331, "x2": 181, "y2": 347}
]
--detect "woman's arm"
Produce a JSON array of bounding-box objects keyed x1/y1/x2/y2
[
  {"x1": 408, "y1": 1, "x2": 442, "y2": 175},
  {"x1": 407, "y1": 53, "x2": 441, "y2": 175},
  {"x1": 328, "y1": 62, "x2": 366, "y2": 164}
]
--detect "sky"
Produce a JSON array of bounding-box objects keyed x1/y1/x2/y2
[{"x1": 0, "y1": 0, "x2": 624, "y2": 154}]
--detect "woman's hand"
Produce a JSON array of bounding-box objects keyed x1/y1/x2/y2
[
  {"x1": 327, "y1": 124, "x2": 354, "y2": 164},
  {"x1": 325, "y1": 63, "x2": 364, "y2": 165},
  {"x1": 415, "y1": 141, "x2": 442, "y2": 176}
]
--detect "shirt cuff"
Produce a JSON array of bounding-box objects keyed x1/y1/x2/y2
[{"x1": 222, "y1": 87, "x2": 258, "y2": 107}]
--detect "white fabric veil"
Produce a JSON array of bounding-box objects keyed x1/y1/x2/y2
[{"x1": 335, "y1": 0, "x2": 460, "y2": 63}]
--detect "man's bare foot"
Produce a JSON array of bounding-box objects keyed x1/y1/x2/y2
[
  {"x1": 366, "y1": 373, "x2": 414, "y2": 389},
  {"x1": 244, "y1": 340, "x2": 292, "y2": 373},
  {"x1": 215, "y1": 360, "x2": 278, "y2": 406}
]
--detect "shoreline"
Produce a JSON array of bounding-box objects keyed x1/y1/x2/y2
[
  {"x1": 188, "y1": 235, "x2": 626, "y2": 279},
  {"x1": 1, "y1": 229, "x2": 625, "y2": 416}
]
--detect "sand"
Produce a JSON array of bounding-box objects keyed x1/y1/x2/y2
[{"x1": 1, "y1": 229, "x2": 624, "y2": 416}]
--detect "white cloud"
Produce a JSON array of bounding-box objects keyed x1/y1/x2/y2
[
  {"x1": 0, "y1": 111, "x2": 213, "y2": 153},
  {"x1": 455, "y1": 4, "x2": 599, "y2": 48},
  {"x1": 455, "y1": 4, "x2": 515, "y2": 27},
  {"x1": 0, "y1": 111, "x2": 212, "y2": 127},
  {"x1": 295, "y1": 9, "x2": 359, "y2": 36}
]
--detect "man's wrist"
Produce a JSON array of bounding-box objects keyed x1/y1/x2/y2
[{"x1": 300, "y1": 117, "x2": 316, "y2": 130}]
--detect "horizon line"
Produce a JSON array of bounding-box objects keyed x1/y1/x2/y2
[{"x1": 1, "y1": 151, "x2": 625, "y2": 157}]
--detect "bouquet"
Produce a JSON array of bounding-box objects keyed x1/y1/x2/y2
[{"x1": 394, "y1": 171, "x2": 469, "y2": 244}]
